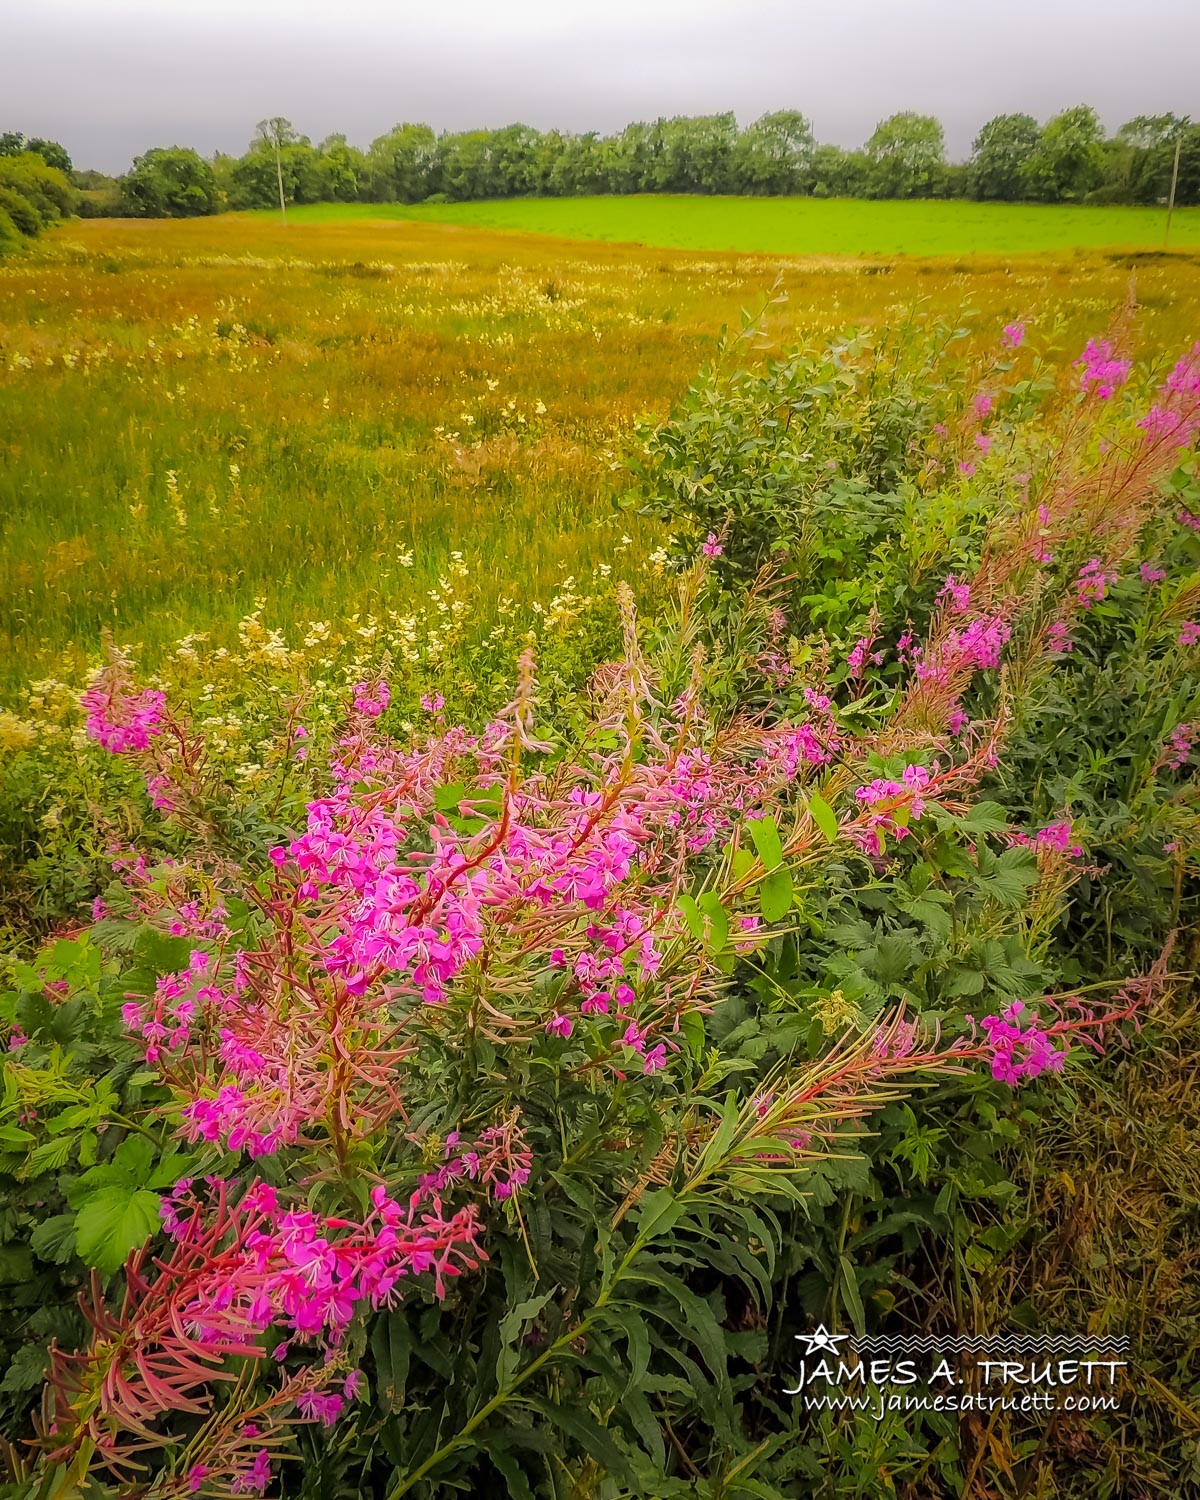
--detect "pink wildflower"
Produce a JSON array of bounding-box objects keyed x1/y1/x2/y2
[
  {"x1": 1074, "y1": 558, "x2": 1117, "y2": 611},
  {"x1": 352, "y1": 679, "x2": 390, "y2": 719},
  {"x1": 1075, "y1": 338, "x2": 1131, "y2": 399},
  {"x1": 1047, "y1": 621, "x2": 1073, "y2": 654},
  {"x1": 938, "y1": 574, "x2": 972, "y2": 614},
  {"x1": 979, "y1": 1001, "x2": 1068, "y2": 1086},
  {"x1": 81, "y1": 679, "x2": 166, "y2": 755},
  {"x1": 1162, "y1": 722, "x2": 1196, "y2": 771}
]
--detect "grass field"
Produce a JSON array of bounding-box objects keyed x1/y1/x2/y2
[
  {"x1": 267, "y1": 195, "x2": 1200, "y2": 256},
  {"x1": 4, "y1": 209, "x2": 1200, "y2": 693}
]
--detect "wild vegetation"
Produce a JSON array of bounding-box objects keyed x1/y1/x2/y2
[{"x1": 1, "y1": 211, "x2": 1200, "y2": 1498}]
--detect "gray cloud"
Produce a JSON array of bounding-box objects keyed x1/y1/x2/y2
[{"x1": 4, "y1": 0, "x2": 1197, "y2": 173}]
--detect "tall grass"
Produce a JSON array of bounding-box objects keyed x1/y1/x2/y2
[{"x1": 3, "y1": 214, "x2": 1200, "y2": 690}]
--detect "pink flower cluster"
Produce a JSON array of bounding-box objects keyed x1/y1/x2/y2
[
  {"x1": 701, "y1": 532, "x2": 724, "y2": 558},
  {"x1": 1075, "y1": 338, "x2": 1131, "y2": 400},
  {"x1": 161, "y1": 1178, "x2": 486, "y2": 1345},
  {"x1": 1074, "y1": 558, "x2": 1118, "y2": 610},
  {"x1": 846, "y1": 633, "x2": 884, "y2": 681},
  {"x1": 419, "y1": 1118, "x2": 533, "y2": 1203},
  {"x1": 853, "y1": 764, "x2": 933, "y2": 856},
  {"x1": 1163, "y1": 722, "x2": 1196, "y2": 771},
  {"x1": 1138, "y1": 342, "x2": 1200, "y2": 450},
  {"x1": 352, "y1": 678, "x2": 390, "y2": 718},
  {"x1": 938, "y1": 574, "x2": 972, "y2": 613},
  {"x1": 81, "y1": 679, "x2": 165, "y2": 754},
  {"x1": 916, "y1": 614, "x2": 1012, "y2": 683},
  {"x1": 977, "y1": 1001, "x2": 1068, "y2": 1086},
  {"x1": 1002, "y1": 321, "x2": 1025, "y2": 350},
  {"x1": 1012, "y1": 820, "x2": 1083, "y2": 858},
  {"x1": 1047, "y1": 621, "x2": 1073, "y2": 654}
]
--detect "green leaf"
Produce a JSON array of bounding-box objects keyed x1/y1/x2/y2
[
  {"x1": 758, "y1": 866, "x2": 793, "y2": 923},
  {"x1": 22, "y1": 1136, "x2": 74, "y2": 1178},
  {"x1": 677, "y1": 893, "x2": 706, "y2": 946},
  {"x1": 30, "y1": 1213, "x2": 77, "y2": 1265},
  {"x1": 434, "y1": 781, "x2": 470, "y2": 814},
  {"x1": 635, "y1": 1189, "x2": 684, "y2": 1243},
  {"x1": 974, "y1": 846, "x2": 1038, "y2": 907},
  {"x1": 961, "y1": 800, "x2": 1009, "y2": 834},
  {"x1": 696, "y1": 891, "x2": 729, "y2": 953},
  {"x1": 487, "y1": 1446, "x2": 536, "y2": 1500},
  {"x1": 0, "y1": 1344, "x2": 50, "y2": 1395},
  {"x1": 747, "y1": 815, "x2": 784, "y2": 871},
  {"x1": 808, "y1": 791, "x2": 839, "y2": 842},
  {"x1": 74, "y1": 1187, "x2": 161, "y2": 1274},
  {"x1": 526, "y1": 1398, "x2": 635, "y2": 1483},
  {"x1": 371, "y1": 1310, "x2": 412, "y2": 1414},
  {"x1": 838, "y1": 1254, "x2": 866, "y2": 1336},
  {"x1": 0, "y1": 1246, "x2": 33, "y2": 1283}
]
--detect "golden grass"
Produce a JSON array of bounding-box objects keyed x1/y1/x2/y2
[{"x1": 3, "y1": 214, "x2": 1200, "y2": 691}]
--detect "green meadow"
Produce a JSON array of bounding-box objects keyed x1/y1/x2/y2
[{"x1": 259, "y1": 194, "x2": 1200, "y2": 256}]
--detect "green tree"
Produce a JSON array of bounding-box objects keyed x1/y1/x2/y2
[
  {"x1": 734, "y1": 110, "x2": 815, "y2": 194},
  {"x1": 0, "y1": 152, "x2": 76, "y2": 221},
  {"x1": 255, "y1": 116, "x2": 301, "y2": 152},
  {"x1": 315, "y1": 134, "x2": 367, "y2": 201},
  {"x1": 365, "y1": 123, "x2": 436, "y2": 202},
  {"x1": 595, "y1": 121, "x2": 659, "y2": 193},
  {"x1": 968, "y1": 113, "x2": 1040, "y2": 200},
  {"x1": 1113, "y1": 114, "x2": 1194, "y2": 204},
  {"x1": 120, "y1": 147, "x2": 218, "y2": 217},
  {"x1": 1024, "y1": 104, "x2": 1106, "y2": 201},
  {"x1": 488, "y1": 124, "x2": 542, "y2": 197},
  {"x1": 810, "y1": 144, "x2": 871, "y2": 198},
  {"x1": 650, "y1": 114, "x2": 738, "y2": 193},
  {"x1": 231, "y1": 124, "x2": 321, "y2": 210},
  {"x1": 0, "y1": 134, "x2": 72, "y2": 174},
  {"x1": 26, "y1": 137, "x2": 72, "y2": 175},
  {"x1": 433, "y1": 131, "x2": 501, "y2": 200},
  {"x1": 864, "y1": 112, "x2": 946, "y2": 198}
]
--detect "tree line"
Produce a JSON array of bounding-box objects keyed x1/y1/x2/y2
[{"x1": 4, "y1": 108, "x2": 1199, "y2": 228}]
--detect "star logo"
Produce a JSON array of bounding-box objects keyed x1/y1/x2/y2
[{"x1": 795, "y1": 1324, "x2": 850, "y2": 1357}]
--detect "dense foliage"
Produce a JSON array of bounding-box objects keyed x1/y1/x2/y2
[
  {"x1": 4, "y1": 105, "x2": 1196, "y2": 228},
  {"x1": 1, "y1": 315, "x2": 1198, "y2": 1496},
  {"x1": 0, "y1": 151, "x2": 76, "y2": 255}
]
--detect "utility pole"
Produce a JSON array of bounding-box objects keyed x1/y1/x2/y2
[
  {"x1": 274, "y1": 135, "x2": 287, "y2": 228},
  {"x1": 1165, "y1": 135, "x2": 1182, "y2": 248}
]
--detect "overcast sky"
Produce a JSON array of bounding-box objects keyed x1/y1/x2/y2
[{"x1": 5, "y1": 0, "x2": 1198, "y2": 174}]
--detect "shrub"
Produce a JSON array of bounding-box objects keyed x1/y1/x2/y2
[
  {"x1": 0, "y1": 184, "x2": 42, "y2": 237},
  {"x1": 0, "y1": 152, "x2": 76, "y2": 221},
  {"x1": 0, "y1": 206, "x2": 22, "y2": 257}
]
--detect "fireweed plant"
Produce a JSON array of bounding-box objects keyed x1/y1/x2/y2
[{"x1": 0, "y1": 313, "x2": 1198, "y2": 1497}]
